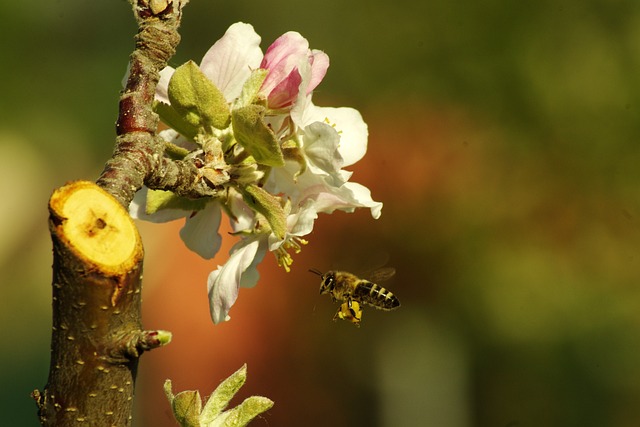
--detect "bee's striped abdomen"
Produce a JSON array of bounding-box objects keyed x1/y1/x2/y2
[{"x1": 353, "y1": 281, "x2": 400, "y2": 310}]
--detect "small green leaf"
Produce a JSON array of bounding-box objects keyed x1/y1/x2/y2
[
  {"x1": 172, "y1": 390, "x2": 202, "y2": 427},
  {"x1": 166, "y1": 365, "x2": 274, "y2": 427},
  {"x1": 232, "y1": 105, "x2": 284, "y2": 167},
  {"x1": 282, "y1": 142, "x2": 307, "y2": 178},
  {"x1": 236, "y1": 69, "x2": 268, "y2": 108},
  {"x1": 168, "y1": 61, "x2": 230, "y2": 131},
  {"x1": 163, "y1": 140, "x2": 191, "y2": 160},
  {"x1": 201, "y1": 364, "x2": 247, "y2": 423},
  {"x1": 164, "y1": 379, "x2": 175, "y2": 404},
  {"x1": 146, "y1": 189, "x2": 209, "y2": 215},
  {"x1": 155, "y1": 330, "x2": 173, "y2": 346},
  {"x1": 218, "y1": 396, "x2": 275, "y2": 427},
  {"x1": 239, "y1": 185, "x2": 287, "y2": 239},
  {"x1": 154, "y1": 100, "x2": 199, "y2": 140}
]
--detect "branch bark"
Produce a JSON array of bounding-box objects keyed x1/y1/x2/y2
[{"x1": 33, "y1": 181, "x2": 170, "y2": 425}]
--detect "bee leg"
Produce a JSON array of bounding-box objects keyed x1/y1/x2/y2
[
  {"x1": 348, "y1": 299, "x2": 362, "y2": 327},
  {"x1": 333, "y1": 299, "x2": 362, "y2": 327}
]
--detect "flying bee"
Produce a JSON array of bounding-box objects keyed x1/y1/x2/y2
[{"x1": 309, "y1": 268, "x2": 400, "y2": 326}]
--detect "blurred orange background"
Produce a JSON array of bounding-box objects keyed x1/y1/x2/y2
[{"x1": 3, "y1": 1, "x2": 640, "y2": 426}]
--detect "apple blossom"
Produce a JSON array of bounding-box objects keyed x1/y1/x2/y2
[{"x1": 129, "y1": 22, "x2": 382, "y2": 324}]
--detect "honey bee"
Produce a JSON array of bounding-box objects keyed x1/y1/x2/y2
[{"x1": 309, "y1": 268, "x2": 400, "y2": 326}]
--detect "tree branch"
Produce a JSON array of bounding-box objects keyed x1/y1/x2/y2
[
  {"x1": 34, "y1": 1, "x2": 194, "y2": 425},
  {"x1": 97, "y1": 0, "x2": 216, "y2": 208},
  {"x1": 33, "y1": 181, "x2": 170, "y2": 425}
]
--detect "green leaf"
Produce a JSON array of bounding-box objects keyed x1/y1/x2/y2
[
  {"x1": 232, "y1": 105, "x2": 284, "y2": 167},
  {"x1": 235, "y1": 69, "x2": 268, "y2": 108},
  {"x1": 163, "y1": 140, "x2": 191, "y2": 160},
  {"x1": 282, "y1": 142, "x2": 307, "y2": 178},
  {"x1": 168, "y1": 61, "x2": 230, "y2": 132},
  {"x1": 146, "y1": 189, "x2": 209, "y2": 215},
  {"x1": 153, "y1": 100, "x2": 199, "y2": 140},
  {"x1": 171, "y1": 389, "x2": 203, "y2": 427},
  {"x1": 217, "y1": 396, "x2": 275, "y2": 427},
  {"x1": 164, "y1": 379, "x2": 175, "y2": 404},
  {"x1": 200, "y1": 364, "x2": 247, "y2": 424},
  {"x1": 166, "y1": 365, "x2": 274, "y2": 427},
  {"x1": 155, "y1": 330, "x2": 173, "y2": 346},
  {"x1": 239, "y1": 185, "x2": 287, "y2": 239}
]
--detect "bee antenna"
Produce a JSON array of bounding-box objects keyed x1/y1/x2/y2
[{"x1": 308, "y1": 268, "x2": 323, "y2": 277}]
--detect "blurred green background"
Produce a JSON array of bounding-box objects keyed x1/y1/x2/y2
[{"x1": 3, "y1": 0, "x2": 640, "y2": 425}]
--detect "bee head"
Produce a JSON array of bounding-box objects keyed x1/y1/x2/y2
[
  {"x1": 320, "y1": 272, "x2": 336, "y2": 295},
  {"x1": 309, "y1": 268, "x2": 335, "y2": 295}
]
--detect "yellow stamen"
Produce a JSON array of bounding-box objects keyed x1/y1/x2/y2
[{"x1": 274, "y1": 237, "x2": 309, "y2": 272}]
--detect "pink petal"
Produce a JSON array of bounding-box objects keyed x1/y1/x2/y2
[
  {"x1": 260, "y1": 31, "x2": 309, "y2": 96},
  {"x1": 267, "y1": 68, "x2": 302, "y2": 109},
  {"x1": 306, "y1": 50, "x2": 330, "y2": 94}
]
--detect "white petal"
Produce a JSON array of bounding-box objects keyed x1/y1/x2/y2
[
  {"x1": 239, "y1": 240, "x2": 267, "y2": 289},
  {"x1": 128, "y1": 187, "x2": 189, "y2": 223},
  {"x1": 179, "y1": 202, "x2": 223, "y2": 259},
  {"x1": 302, "y1": 121, "x2": 344, "y2": 177},
  {"x1": 207, "y1": 238, "x2": 262, "y2": 324},
  {"x1": 339, "y1": 169, "x2": 354, "y2": 182},
  {"x1": 343, "y1": 182, "x2": 383, "y2": 219},
  {"x1": 288, "y1": 201, "x2": 318, "y2": 236},
  {"x1": 158, "y1": 128, "x2": 198, "y2": 151},
  {"x1": 199, "y1": 22, "x2": 263, "y2": 102},
  {"x1": 293, "y1": 176, "x2": 383, "y2": 220},
  {"x1": 121, "y1": 63, "x2": 131, "y2": 89},
  {"x1": 310, "y1": 106, "x2": 368, "y2": 167},
  {"x1": 226, "y1": 190, "x2": 257, "y2": 233},
  {"x1": 265, "y1": 160, "x2": 330, "y2": 208},
  {"x1": 156, "y1": 66, "x2": 175, "y2": 104},
  {"x1": 268, "y1": 201, "x2": 318, "y2": 251},
  {"x1": 128, "y1": 187, "x2": 149, "y2": 219},
  {"x1": 321, "y1": 182, "x2": 383, "y2": 219},
  {"x1": 292, "y1": 101, "x2": 368, "y2": 167}
]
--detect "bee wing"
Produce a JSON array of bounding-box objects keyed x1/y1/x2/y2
[{"x1": 368, "y1": 267, "x2": 396, "y2": 283}]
